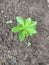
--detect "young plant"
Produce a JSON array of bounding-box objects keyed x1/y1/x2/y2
[
  {"x1": 27, "y1": 42, "x2": 31, "y2": 46},
  {"x1": 11, "y1": 16, "x2": 37, "y2": 41}
]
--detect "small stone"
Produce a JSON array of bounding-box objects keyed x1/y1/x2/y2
[
  {"x1": 8, "y1": 50, "x2": 10, "y2": 53},
  {"x1": 1, "y1": 10, "x2": 4, "y2": 13},
  {"x1": 4, "y1": 15, "x2": 7, "y2": 18},
  {"x1": 47, "y1": 0, "x2": 49, "y2": 2}
]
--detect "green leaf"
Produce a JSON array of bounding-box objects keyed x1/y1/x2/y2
[
  {"x1": 11, "y1": 25, "x2": 23, "y2": 33},
  {"x1": 27, "y1": 42, "x2": 31, "y2": 46},
  {"x1": 11, "y1": 17, "x2": 37, "y2": 41},
  {"x1": 29, "y1": 21, "x2": 37, "y2": 28},
  {"x1": 19, "y1": 30, "x2": 26, "y2": 41},
  {"x1": 16, "y1": 16, "x2": 24, "y2": 25},
  {"x1": 25, "y1": 18, "x2": 31, "y2": 27},
  {"x1": 6, "y1": 20, "x2": 12, "y2": 24},
  {"x1": 32, "y1": 21, "x2": 37, "y2": 25},
  {"x1": 27, "y1": 28, "x2": 37, "y2": 36}
]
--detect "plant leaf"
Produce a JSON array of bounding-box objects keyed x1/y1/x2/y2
[
  {"x1": 27, "y1": 42, "x2": 31, "y2": 46},
  {"x1": 25, "y1": 18, "x2": 31, "y2": 27},
  {"x1": 29, "y1": 21, "x2": 37, "y2": 28},
  {"x1": 32, "y1": 21, "x2": 37, "y2": 25},
  {"x1": 11, "y1": 25, "x2": 23, "y2": 33},
  {"x1": 16, "y1": 16, "x2": 24, "y2": 25},
  {"x1": 27, "y1": 28, "x2": 37, "y2": 36},
  {"x1": 19, "y1": 30, "x2": 26, "y2": 41}
]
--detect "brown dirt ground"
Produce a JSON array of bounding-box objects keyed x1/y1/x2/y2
[{"x1": 0, "y1": 0, "x2": 49, "y2": 65}]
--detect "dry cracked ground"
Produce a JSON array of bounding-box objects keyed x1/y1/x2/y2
[{"x1": 0, "y1": 0, "x2": 49, "y2": 65}]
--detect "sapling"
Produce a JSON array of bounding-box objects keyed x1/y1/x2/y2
[{"x1": 11, "y1": 16, "x2": 37, "y2": 41}]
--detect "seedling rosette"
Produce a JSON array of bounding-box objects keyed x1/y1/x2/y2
[{"x1": 11, "y1": 16, "x2": 37, "y2": 41}]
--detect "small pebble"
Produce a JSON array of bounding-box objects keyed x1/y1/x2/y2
[
  {"x1": 8, "y1": 50, "x2": 10, "y2": 53},
  {"x1": 4, "y1": 15, "x2": 7, "y2": 18},
  {"x1": 6, "y1": 20, "x2": 13, "y2": 24},
  {"x1": 1, "y1": 10, "x2": 4, "y2": 13},
  {"x1": 47, "y1": 0, "x2": 49, "y2": 2}
]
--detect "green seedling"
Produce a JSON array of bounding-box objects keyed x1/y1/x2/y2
[
  {"x1": 27, "y1": 42, "x2": 31, "y2": 46},
  {"x1": 11, "y1": 16, "x2": 37, "y2": 41}
]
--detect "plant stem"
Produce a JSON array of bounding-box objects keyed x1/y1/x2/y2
[{"x1": 26, "y1": 33, "x2": 28, "y2": 38}]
